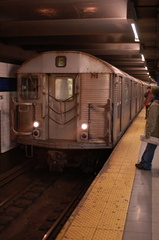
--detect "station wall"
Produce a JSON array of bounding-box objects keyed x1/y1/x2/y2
[{"x1": 0, "y1": 62, "x2": 19, "y2": 153}]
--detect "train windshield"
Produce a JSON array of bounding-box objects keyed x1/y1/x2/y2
[
  {"x1": 21, "y1": 75, "x2": 38, "y2": 99},
  {"x1": 55, "y1": 77, "x2": 73, "y2": 100}
]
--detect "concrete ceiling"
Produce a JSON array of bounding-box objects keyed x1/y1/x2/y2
[{"x1": 0, "y1": 0, "x2": 158, "y2": 83}]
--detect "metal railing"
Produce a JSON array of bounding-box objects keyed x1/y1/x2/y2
[
  {"x1": 48, "y1": 93, "x2": 79, "y2": 125},
  {"x1": 10, "y1": 97, "x2": 34, "y2": 135}
]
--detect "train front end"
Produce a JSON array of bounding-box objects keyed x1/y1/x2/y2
[{"x1": 11, "y1": 51, "x2": 112, "y2": 171}]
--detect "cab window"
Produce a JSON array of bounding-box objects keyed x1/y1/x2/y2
[
  {"x1": 55, "y1": 77, "x2": 73, "y2": 100},
  {"x1": 21, "y1": 75, "x2": 38, "y2": 99}
]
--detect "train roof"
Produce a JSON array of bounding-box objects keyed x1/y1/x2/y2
[{"x1": 17, "y1": 51, "x2": 132, "y2": 77}]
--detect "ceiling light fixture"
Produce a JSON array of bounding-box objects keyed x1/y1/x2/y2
[
  {"x1": 38, "y1": 8, "x2": 56, "y2": 17},
  {"x1": 141, "y1": 54, "x2": 145, "y2": 62},
  {"x1": 131, "y1": 23, "x2": 140, "y2": 42},
  {"x1": 83, "y1": 7, "x2": 97, "y2": 13}
]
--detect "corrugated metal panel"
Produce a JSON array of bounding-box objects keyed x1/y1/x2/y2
[
  {"x1": 89, "y1": 107, "x2": 106, "y2": 137},
  {"x1": 18, "y1": 103, "x2": 42, "y2": 133},
  {"x1": 114, "y1": 82, "x2": 119, "y2": 120},
  {"x1": 80, "y1": 73, "x2": 110, "y2": 138},
  {"x1": 18, "y1": 105, "x2": 33, "y2": 132}
]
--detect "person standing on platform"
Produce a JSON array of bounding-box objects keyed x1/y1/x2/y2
[
  {"x1": 144, "y1": 86, "x2": 151, "y2": 119},
  {"x1": 135, "y1": 86, "x2": 159, "y2": 170}
]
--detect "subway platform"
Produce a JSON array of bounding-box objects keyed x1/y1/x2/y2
[{"x1": 55, "y1": 109, "x2": 159, "y2": 240}]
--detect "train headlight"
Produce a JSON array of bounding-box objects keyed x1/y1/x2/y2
[
  {"x1": 33, "y1": 129, "x2": 40, "y2": 137},
  {"x1": 33, "y1": 121, "x2": 40, "y2": 128},
  {"x1": 81, "y1": 123, "x2": 88, "y2": 130},
  {"x1": 80, "y1": 132, "x2": 88, "y2": 140}
]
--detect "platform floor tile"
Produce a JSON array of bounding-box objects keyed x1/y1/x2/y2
[{"x1": 56, "y1": 111, "x2": 146, "y2": 240}]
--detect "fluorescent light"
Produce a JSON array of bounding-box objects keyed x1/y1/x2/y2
[
  {"x1": 145, "y1": 66, "x2": 148, "y2": 70},
  {"x1": 131, "y1": 23, "x2": 140, "y2": 42},
  {"x1": 141, "y1": 54, "x2": 145, "y2": 61}
]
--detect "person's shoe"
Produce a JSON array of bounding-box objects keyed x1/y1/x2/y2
[{"x1": 135, "y1": 163, "x2": 151, "y2": 170}]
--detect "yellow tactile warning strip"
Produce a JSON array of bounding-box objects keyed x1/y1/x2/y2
[{"x1": 56, "y1": 110, "x2": 146, "y2": 240}]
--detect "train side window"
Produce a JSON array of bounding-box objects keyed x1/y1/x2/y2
[
  {"x1": 55, "y1": 77, "x2": 73, "y2": 100},
  {"x1": 21, "y1": 76, "x2": 38, "y2": 99}
]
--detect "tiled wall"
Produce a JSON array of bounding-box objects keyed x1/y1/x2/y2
[
  {"x1": 0, "y1": 62, "x2": 18, "y2": 78},
  {"x1": 0, "y1": 62, "x2": 19, "y2": 153},
  {"x1": 0, "y1": 92, "x2": 17, "y2": 152}
]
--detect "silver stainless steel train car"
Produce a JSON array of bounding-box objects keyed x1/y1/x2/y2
[{"x1": 11, "y1": 51, "x2": 148, "y2": 171}]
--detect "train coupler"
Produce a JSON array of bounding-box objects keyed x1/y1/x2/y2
[
  {"x1": 47, "y1": 150, "x2": 67, "y2": 172},
  {"x1": 25, "y1": 145, "x2": 33, "y2": 158}
]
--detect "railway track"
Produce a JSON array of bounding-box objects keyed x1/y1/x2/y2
[
  {"x1": 0, "y1": 149, "x2": 110, "y2": 239},
  {"x1": 0, "y1": 161, "x2": 36, "y2": 206},
  {"x1": 0, "y1": 166, "x2": 60, "y2": 235},
  {"x1": 0, "y1": 166, "x2": 95, "y2": 240},
  {"x1": 42, "y1": 173, "x2": 94, "y2": 240}
]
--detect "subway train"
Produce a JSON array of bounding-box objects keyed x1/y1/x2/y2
[{"x1": 11, "y1": 51, "x2": 149, "y2": 171}]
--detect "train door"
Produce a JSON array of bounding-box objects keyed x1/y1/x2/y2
[
  {"x1": 113, "y1": 76, "x2": 122, "y2": 140},
  {"x1": 117, "y1": 77, "x2": 122, "y2": 134},
  {"x1": 0, "y1": 110, "x2": 2, "y2": 153},
  {"x1": 130, "y1": 80, "x2": 132, "y2": 120},
  {"x1": 48, "y1": 74, "x2": 78, "y2": 140},
  {"x1": 124, "y1": 79, "x2": 131, "y2": 122},
  {"x1": 135, "y1": 82, "x2": 138, "y2": 113}
]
